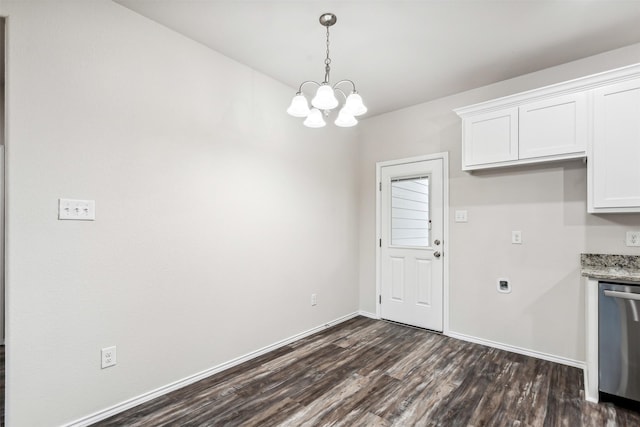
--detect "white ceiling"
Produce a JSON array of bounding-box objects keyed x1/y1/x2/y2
[{"x1": 115, "y1": 0, "x2": 640, "y2": 117}]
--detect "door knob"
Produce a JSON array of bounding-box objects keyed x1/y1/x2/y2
[
  {"x1": 434, "y1": 239, "x2": 441, "y2": 246},
  {"x1": 434, "y1": 251, "x2": 441, "y2": 258}
]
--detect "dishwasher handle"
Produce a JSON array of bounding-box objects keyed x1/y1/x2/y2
[{"x1": 604, "y1": 289, "x2": 640, "y2": 301}]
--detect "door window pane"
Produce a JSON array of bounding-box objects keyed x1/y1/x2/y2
[{"x1": 391, "y1": 176, "x2": 429, "y2": 247}]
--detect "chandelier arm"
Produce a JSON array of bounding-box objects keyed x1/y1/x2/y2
[
  {"x1": 296, "y1": 80, "x2": 321, "y2": 94},
  {"x1": 332, "y1": 79, "x2": 357, "y2": 93},
  {"x1": 334, "y1": 88, "x2": 348, "y2": 101}
]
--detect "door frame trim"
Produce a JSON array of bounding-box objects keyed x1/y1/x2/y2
[{"x1": 375, "y1": 153, "x2": 450, "y2": 334}]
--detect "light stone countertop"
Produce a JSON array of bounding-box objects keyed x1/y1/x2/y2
[{"x1": 581, "y1": 253, "x2": 640, "y2": 283}]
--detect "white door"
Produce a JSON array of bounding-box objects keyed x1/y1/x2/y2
[{"x1": 380, "y1": 158, "x2": 444, "y2": 331}]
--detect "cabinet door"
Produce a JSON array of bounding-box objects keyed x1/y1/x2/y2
[
  {"x1": 462, "y1": 108, "x2": 518, "y2": 169},
  {"x1": 519, "y1": 92, "x2": 587, "y2": 160},
  {"x1": 591, "y1": 78, "x2": 640, "y2": 211}
]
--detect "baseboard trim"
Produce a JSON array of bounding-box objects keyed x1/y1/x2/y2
[
  {"x1": 65, "y1": 312, "x2": 361, "y2": 427},
  {"x1": 447, "y1": 331, "x2": 586, "y2": 370},
  {"x1": 357, "y1": 310, "x2": 378, "y2": 319}
]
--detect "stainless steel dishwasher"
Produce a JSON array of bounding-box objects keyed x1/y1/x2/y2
[{"x1": 599, "y1": 281, "x2": 640, "y2": 402}]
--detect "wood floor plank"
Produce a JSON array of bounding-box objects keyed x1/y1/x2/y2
[{"x1": 95, "y1": 317, "x2": 640, "y2": 426}]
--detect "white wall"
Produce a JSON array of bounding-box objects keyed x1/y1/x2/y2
[
  {"x1": 1, "y1": 17, "x2": 5, "y2": 345},
  {"x1": 1, "y1": 1, "x2": 359, "y2": 425},
  {"x1": 358, "y1": 43, "x2": 640, "y2": 364},
  {"x1": 1, "y1": 17, "x2": 4, "y2": 147}
]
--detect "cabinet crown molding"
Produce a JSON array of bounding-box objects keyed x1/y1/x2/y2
[{"x1": 454, "y1": 63, "x2": 640, "y2": 117}]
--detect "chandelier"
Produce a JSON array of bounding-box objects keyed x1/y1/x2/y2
[{"x1": 287, "y1": 13, "x2": 367, "y2": 128}]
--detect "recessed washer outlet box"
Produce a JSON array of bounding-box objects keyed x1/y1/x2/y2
[{"x1": 497, "y1": 278, "x2": 511, "y2": 294}]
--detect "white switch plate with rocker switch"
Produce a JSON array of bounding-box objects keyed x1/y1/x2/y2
[
  {"x1": 311, "y1": 294, "x2": 317, "y2": 306},
  {"x1": 454, "y1": 210, "x2": 468, "y2": 223},
  {"x1": 626, "y1": 231, "x2": 640, "y2": 247},
  {"x1": 497, "y1": 278, "x2": 511, "y2": 294},
  {"x1": 59, "y1": 198, "x2": 95, "y2": 221},
  {"x1": 512, "y1": 231, "x2": 522, "y2": 244},
  {"x1": 101, "y1": 346, "x2": 117, "y2": 369}
]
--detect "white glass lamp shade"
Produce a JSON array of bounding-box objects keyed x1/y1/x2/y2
[
  {"x1": 334, "y1": 108, "x2": 358, "y2": 128},
  {"x1": 303, "y1": 108, "x2": 326, "y2": 128},
  {"x1": 311, "y1": 84, "x2": 339, "y2": 110},
  {"x1": 344, "y1": 92, "x2": 367, "y2": 116},
  {"x1": 287, "y1": 94, "x2": 311, "y2": 117}
]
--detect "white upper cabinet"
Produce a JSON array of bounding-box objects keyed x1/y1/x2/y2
[
  {"x1": 589, "y1": 77, "x2": 640, "y2": 213},
  {"x1": 456, "y1": 63, "x2": 640, "y2": 213},
  {"x1": 519, "y1": 92, "x2": 587, "y2": 160},
  {"x1": 456, "y1": 91, "x2": 587, "y2": 171},
  {"x1": 462, "y1": 108, "x2": 518, "y2": 167}
]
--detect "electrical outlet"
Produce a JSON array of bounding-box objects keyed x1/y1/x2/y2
[
  {"x1": 626, "y1": 231, "x2": 640, "y2": 247},
  {"x1": 512, "y1": 231, "x2": 522, "y2": 244},
  {"x1": 311, "y1": 294, "x2": 317, "y2": 306},
  {"x1": 101, "y1": 346, "x2": 117, "y2": 369}
]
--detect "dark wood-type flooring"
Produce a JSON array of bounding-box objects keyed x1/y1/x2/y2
[{"x1": 97, "y1": 317, "x2": 639, "y2": 426}]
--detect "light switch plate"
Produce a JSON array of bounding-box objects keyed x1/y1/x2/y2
[
  {"x1": 59, "y1": 199, "x2": 95, "y2": 221},
  {"x1": 454, "y1": 210, "x2": 468, "y2": 223}
]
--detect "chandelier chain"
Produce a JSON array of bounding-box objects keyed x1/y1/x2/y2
[{"x1": 324, "y1": 26, "x2": 331, "y2": 83}]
